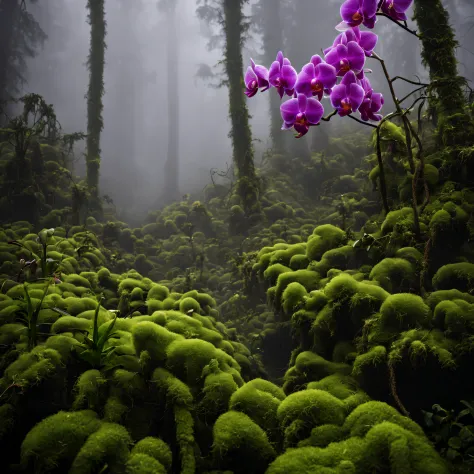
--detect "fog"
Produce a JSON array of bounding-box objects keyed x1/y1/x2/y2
[{"x1": 17, "y1": 0, "x2": 474, "y2": 221}]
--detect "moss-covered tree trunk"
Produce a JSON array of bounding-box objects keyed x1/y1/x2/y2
[
  {"x1": 86, "y1": 0, "x2": 106, "y2": 202},
  {"x1": 413, "y1": 0, "x2": 474, "y2": 147},
  {"x1": 163, "y1": 0, "x2": 180, "y2": 203},
  {"x1": 262, "y1": 0, "x2": 285, "y2": 155},
  {"x1": 223, "y1": 0, "x2": 261, "y2": 221}
]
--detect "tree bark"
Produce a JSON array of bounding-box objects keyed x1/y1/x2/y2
[
  {"x1": 86, "y1": 0, "x2": 106, "y2": 201},
  {"x1": 223, "y1": 0, "x2": 261, "y2": 221},
  {"x1": 413, "y1": 0, "x2": 474, "y2": 147}
]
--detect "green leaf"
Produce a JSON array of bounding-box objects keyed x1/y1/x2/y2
[
  {"x1": 448, "y1": 436, "x2": 462, "y2": 450},
  {"x1": 97, "y1": 316, "x2": 117, "y2": 350}
]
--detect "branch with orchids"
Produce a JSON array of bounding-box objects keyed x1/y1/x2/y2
[{"x1": 244, "y1": 0, "x2": 432, "y2": 240}]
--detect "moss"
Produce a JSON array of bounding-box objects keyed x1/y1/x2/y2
[
  {"x1": 131, "y1": 437, "x2": 172, "y2": 472},
  {"x1": 229, "y1": 378, "x2": 284, "y2": 440},
  {"x1": 352, "y1": 345, "x2": 387, "y2": 377},
  {"x1": 265, "y1": 443, "x2": 361, "y2": 473},
  {"x1": 369, "y1": 258, "x2": 416, "y2": 293},
  {"x1": 380, "y1": 207, "x2": 414, "y2": 234},
  {"x1": 379, "y1": 293, "x2": 430, "y2": 330},
  {"x1": 2, "y1": 346, "x2": 62, "y2": 391},
  {"x1": 73, "y1": 369, "x2": 107, "y2": 410},
  {"x1": 433, "y1": 299, "x2": 474, "y2": 335},
  {"x1": 125, "y1": 453, "x2": 167, "y2": 474},
  {"x1": 277, "y1": 389, "x2": 345, "y2": 434},
  {"x1": 112, "y1": 369, "x2": 147, "y2": 397},
  {"x1": 166, "y1": 338, "x2": 220, "y2": 387},
  {"x1": 293, "y1": 351, "x2": 351, "y2": 383},
  {"x1": 432, "y1": 262, "x2": 474, "y2": 292},
  {"x1": 179, "y1": 297, "x2": 201, "y2": 315},
  {"x1": 298, "y1": 424, "x2": 346, "y2": 448},
  {"x1": 132, "y1": 321, "x2": 183, "y2": 365},
  {"x1": 343, "y1": 401, "x2": 424, "y2": 438},
  {"x1": 324, "y1": 273, "x2": 359, "y2": 302},
  {"x1": 64, "y1": 273, "x2": 92, "y2": 288},
  {"x1": 212, "y1": 411, "x2": 276, "y2": 474},
  {"x1": 364, "y1": 421, "x2": 448, "y2": 473},
  {"x1": 282, "y1": 282, "x2": 308, "y2": 317},
  {"x1": 69, "y1": 422, "x2": 131, "y2": 474},
  {"x1": 307, "y1": 374, "x2": 358, "y2": 401},
  {"x1": 200, "y1": 362, "x2": 239, "y2": 419},
  {"x1": 104, "y1": 395, "x2": 129, "y2": 423},
  {"x1": 426, "y1": 289, "x2": 474, "y2": 309},
  {"x1": 274, "y1": 270, "x2": 320, "y2": 306},
  {"x1": 263, "y1": 263, "x2": 292, "y2": 285},
  {"x1": 152, "y1": 367, "x2": 193, "y2": 406},
  {"x1": 306, "y1": 225, "x2": 346, "y2": 261},
  {"x1": 65, "y1": 297, "x2": 99, "y2": 316},
  {"x1": 20, "y1": 410, "x2": 102, "y2": 473},
  {"x1": 147, "y1": 284, "x2": 170, "y2": 301},
  {"x1": 305, "y1": 290, "x2": 329, "y2": 312},
  {"x1": 395, "y1": 246, "x2": 423, "y2": 265}
]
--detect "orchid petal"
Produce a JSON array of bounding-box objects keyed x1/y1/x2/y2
[
  {"x1": 305, "y1": 98, "x2": 324, "y2": 124},
  {"x1": 340, "y1": 0, "x2": 361, "y2": 25},
  {"x1": 297, "y1": 93, "x2": 307, "y2": 113},
  {"x1": 348, "y1": 83, "x2": 365, "y2": 111},
  {"x1": 244, "y1": 66, "x2": 257, "y2": 87},
  {"x1": 280, "y1": 99, "x2": 299, "y2": 124},
  {"x1": 316, "y1": 63, "x2": 337, "y2": 89},
  {"x1": 336, "y1": 20, "x2": 352, "y2": 32},
  {"x1": 269, "y1": 61, "x2": 281, "y2": 84},
  {"x1": 359, "y1": 31, "x2": 378, "y2": 55},
  {"x1": 281, "y1": 64, "x2": 298, "y2": 89},
  {"x1": 330, "y1": 84, "x2": 347, "y2": 108},
  {"x1": 346, "y1": 41, "x2": 365, "y2": 72}
]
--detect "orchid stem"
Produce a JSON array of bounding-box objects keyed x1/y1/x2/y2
[
  {"x1": 391, "y1": 76, "x2": 429, "y2": 87},
  {"x1": 347, "y1": 114, "x2": 378, "y2": 128},
  {"x1": 321, "y1": 110, "x2": 338, "y2": 122},
  {"x1": 371, "y1": 52, "x2": 416, "y2": 174},
  {"x1": 376, "y1": 12, "x2": 419, "y2": 37},
  {"x1": 398, "y1": 86, "x2": 427, "y2": 105}
]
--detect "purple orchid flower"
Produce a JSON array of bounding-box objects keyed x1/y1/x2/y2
[
  {"x1": 295, "y1": 55, "x2": 337, "y2": 100},
  {"x1": 245, "y1": 59, "x2": 270, "y2": 98},
  {"x1": 330, "y1": 70, "x2": 365, "y2": 117},
  {"x1": 358, "y1": 77, "x2": 384, "y2": 121},
  {"x1": 325, "y1": 26, "x2": 378, "y2": 57},
  {"x1": 339, "y1": 0, "x2": 378, "y2": 29},
  {"x1": 325, "y1": 41, "x2": 366, "y2": 77},
  {"x1": 380, "y1": 0, "x2": 413, "y2": 21},
  {"x1": 280, "y1": 93, "x2": 324, "y2": 138},
  {"x1": 269, "y1": 51, "x2": 298, "y2": 98}
]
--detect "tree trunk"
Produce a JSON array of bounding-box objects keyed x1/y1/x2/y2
[
  {"x1": 163, "y1": 0, "x2": 180, "y2": 203},
  {"x1": 223, "y1": 0, "x2": 261, "y2": 221},
  {"x1": 86, "y1": 0, "x2": 106, "y2": 201},
  {"x1": 262, "y1": 0, "x2": 285, "y2": 155},
  {"x1": 413, "y1": 0, "x2": 474, "y2": 147},
  {"x1": 0, "y1": 0, "x2": 19, "y2": 106}
]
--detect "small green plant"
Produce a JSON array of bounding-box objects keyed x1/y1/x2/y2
[
  {"x1": 10, "y1": 228, "x2": 62, "y2": 281},
  {"x1": 74, "y1": 296, "x2": 118, "y2": 368},
  {"x1": 16, "y1": 280, "x2": 52, "y2": 351},
  {"x1": 353, "y1": 232, "x2": 390, "y2": 251},
  {"x1": 422, "y1": 401, "x2": 474, "y2": 468}
]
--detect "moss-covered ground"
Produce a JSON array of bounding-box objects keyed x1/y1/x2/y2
[{"x1": 1, "y1": 117, "x2": 474, "y2": 473}]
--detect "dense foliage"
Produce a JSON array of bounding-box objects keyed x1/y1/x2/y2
[{"x1": 0, "y1": 0, "x2": 474, "y2": 473}]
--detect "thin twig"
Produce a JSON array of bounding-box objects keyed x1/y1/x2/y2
[
  {"x1": 376, "y1": 12, "x2": 419, "y2": 37},
  {"x1": 347, "y1": 114, "x2": 378, "y2": 128}
]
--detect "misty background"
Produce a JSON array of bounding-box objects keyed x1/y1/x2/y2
[{"x1": 18, "y1": 0, "x2": 474, "y2": 221}]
